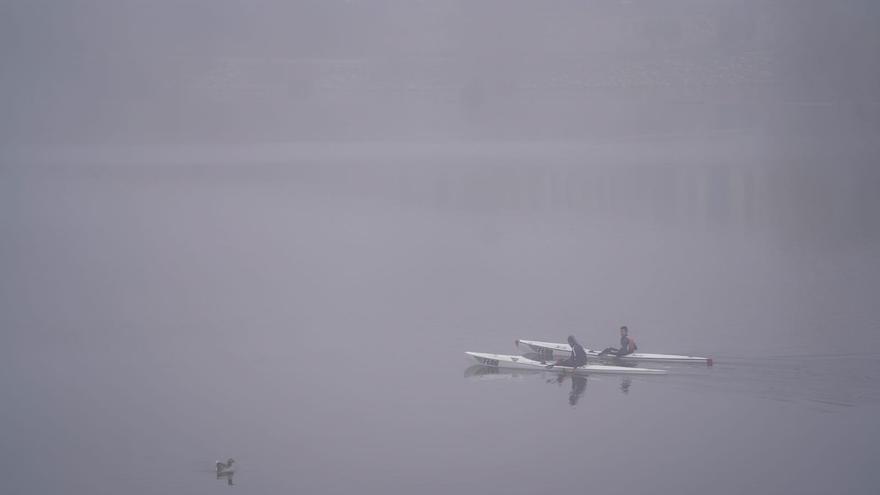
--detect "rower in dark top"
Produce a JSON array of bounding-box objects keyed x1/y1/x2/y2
[
  {"x1": 545, "y1": 335, "x2": 588, "y2": 369},
  {"x1": 598, "y1": 326, "x2": 637, "y2": 357}
]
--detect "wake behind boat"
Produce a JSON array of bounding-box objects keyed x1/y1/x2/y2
[
  {"x1": 465, "y1": 352, "x2": 667, "y2": 375},
  {"x1": 516, "y1": 339, "x2": 713, "y2": 365}
]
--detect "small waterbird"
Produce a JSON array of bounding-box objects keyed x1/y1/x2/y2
[{"x1": 216, "y1": 458, "x2": 235, "y2": 474}]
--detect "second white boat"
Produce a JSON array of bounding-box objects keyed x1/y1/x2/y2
[
  {"x1": 516, "y1": 339, "x2": 713, "y2": 365},
  {"x1": 465, "y1": 352, "x2": 667, "y2": 375}
]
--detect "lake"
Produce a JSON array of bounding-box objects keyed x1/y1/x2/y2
[{"x1": 2, "y1": 138, "x2": 879, "y2": 494}]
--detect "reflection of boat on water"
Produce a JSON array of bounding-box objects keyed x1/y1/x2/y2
[
  {"x1": 465, "y1": 364, "x2": 632, "y2": 404},
  {"x1": 464, "y1": 364, "x2": 537, "y2": 380}
]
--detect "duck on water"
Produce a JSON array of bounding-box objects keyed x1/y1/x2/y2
[{"x1": 216, "y1": 458, "x2": 235, "y2": 474}]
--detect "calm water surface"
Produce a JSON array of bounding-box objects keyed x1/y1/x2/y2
[{"x1": 2, "y1": 145, "x2": 879, "y2": 494}]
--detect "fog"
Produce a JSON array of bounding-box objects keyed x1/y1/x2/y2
[
  {"x1": 2, "y1": 2, "x2": 879, "y2": 494},
  {"x1": 3, "y1": 1, "x2": 879, "y2": 143}
]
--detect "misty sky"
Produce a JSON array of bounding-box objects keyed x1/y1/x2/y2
[{"x1": 2, "y1": 0, "x2": 878, "y2": 144}]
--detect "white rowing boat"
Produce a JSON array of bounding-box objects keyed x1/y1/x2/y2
[
  {"x1": 465, "y1": 352, "x2": 667, "y2": 375},
  {"x1": 516, "y1": 339, "x2": 713, "y2": 365}
]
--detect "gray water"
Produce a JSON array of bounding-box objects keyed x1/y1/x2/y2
[{"x1": 2, "y1": 139, "x2": 880, "y2": 495}]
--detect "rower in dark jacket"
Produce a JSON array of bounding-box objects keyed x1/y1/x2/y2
[{"x1": 546, "y1": 335, "x2": 588, "y2": 369}]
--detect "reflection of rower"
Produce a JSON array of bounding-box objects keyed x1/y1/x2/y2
[
  {"x1": 549, "y1": 374, "x2": 587, "y2": 406},
  {"x1": 598, "y1": 326, "x2": 637, "y2": 357},
  {"x1": 569, "y1": 375, "x2": 587, "y2": 406},
  {"x1": 545, "y1": 336, "x2": 587, "y2": 369},
  {"x1": 620, "y1": 377, "x2": 632, "y2": 395}
]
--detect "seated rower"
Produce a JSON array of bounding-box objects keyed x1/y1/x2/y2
[
  {"x1": 546, "y1": 335, "x2": 588, "y2": 369},
  {"x1": 598, "y1": 326, "x2": 637, "y2": 357}
]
